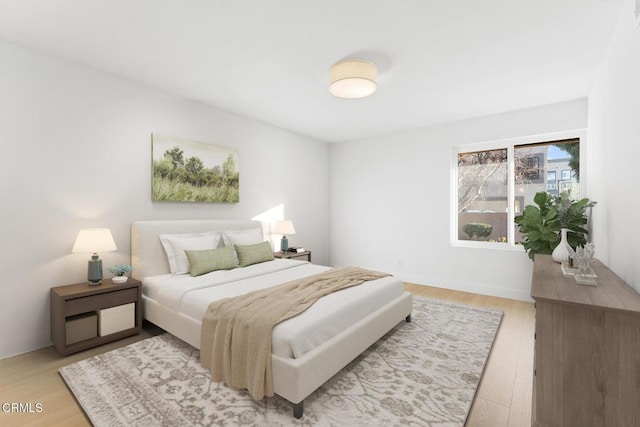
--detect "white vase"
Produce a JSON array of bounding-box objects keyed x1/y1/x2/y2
[
  {"x1": 112, "y1": 276, "x2": 128, "y2": 284},
  {"x1": 552, "y1": 228, "x2": 571, "y2": 263}
]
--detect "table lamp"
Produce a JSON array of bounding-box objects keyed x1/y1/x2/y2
[
  {"x1": 273, "y1": 220, "x2": 296, "y2": 252},
  {"x1": 72, "y1": 228, "x2": 117, "y2": 285}
]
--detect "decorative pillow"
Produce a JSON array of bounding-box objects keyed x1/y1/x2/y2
[
  {"x1": 185, "y1": 246, "x2": 239, "y2": 277},
  {"x1": 235, "y1": 241, "x2": 275, "y2": 267},
  {"x1": 159, "y1": 231, "x2": 221, "y2": 274},
  {"x1": 222, "y1": 228, "x2": 263, "y2": 247}
]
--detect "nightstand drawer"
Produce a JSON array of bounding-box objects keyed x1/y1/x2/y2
[
  {"x1": 287, "y1": 253, "x2": 310, "y2": 261},
  {"x1": 66, "y1": 288, "x2": 138, "y2": 316},
  {"x1": 273, "y1": 250, "x2": 311, "y2": 262}
]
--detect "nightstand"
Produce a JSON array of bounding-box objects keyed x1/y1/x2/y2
[
  {"x1": 50, "y1": 278, "x2": 142, "y2": 356},
  {"x1": 274, "y1": 250, "x2": 312, "y2": 262}
]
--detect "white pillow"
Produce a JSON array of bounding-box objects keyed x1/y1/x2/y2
[
  {"x1": 222, "y1": 228, "x2": 263, "y2": 247},
  {"x1": 159, "y1": 231, "x2": 221, "y2": 274}
]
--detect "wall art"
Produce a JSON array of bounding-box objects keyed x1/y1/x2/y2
[{"x1": 151, "y1": 133, "x2": 239, "y2": 203}]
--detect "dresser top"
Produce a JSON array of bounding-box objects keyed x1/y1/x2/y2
[{"x1": 531, "y1": 254, "x2": 640, "y2": 314}]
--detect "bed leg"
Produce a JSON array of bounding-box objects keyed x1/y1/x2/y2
[
  {"x1": 405, "y1": 314, "x2": 412, "y2": 323},
  {"x1": 293, "y1": 401, "x2": 304, "y2": 419}
]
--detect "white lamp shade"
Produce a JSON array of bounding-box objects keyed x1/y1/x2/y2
[
  {"x1": 273, "y1": 220, "x2": 296, "y2": 235},
  {"x1": 329, "y1": 59, "x2": 378, "y2": 99},
  {"x1": 72, "y1": 228, "x2": 117, "y2": 254}
]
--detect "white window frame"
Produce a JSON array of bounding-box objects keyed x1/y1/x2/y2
[{"x1": 451, "y1": 129, "x2": 586, "y2": 250}]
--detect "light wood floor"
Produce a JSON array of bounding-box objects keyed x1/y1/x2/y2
[{"x1": 0, "y1": 284, "x2": 535, "y2": 427}]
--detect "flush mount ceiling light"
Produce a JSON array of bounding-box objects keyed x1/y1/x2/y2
[{"x1": 329, "y1": 59, "x2": 378, "y2": 99}]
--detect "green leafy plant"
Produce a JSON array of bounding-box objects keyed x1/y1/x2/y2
[
  {"x1": 463, "y1": 223, "x2": 493, "y2": 240},
  {"x1": 107, "y1": 264, "x2": 133, "y2": 276},
  {"x1": 514, "y1": 191, "x2": 596, "y2": 260}
]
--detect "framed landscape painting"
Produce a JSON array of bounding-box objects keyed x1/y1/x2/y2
[{"x1": 152, "y1": 134, "x2": 239, "y2": 203}]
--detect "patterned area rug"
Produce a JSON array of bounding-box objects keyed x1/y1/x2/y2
[{"x1": 60, "y1": 296, "x2": 502, "y2": 426}]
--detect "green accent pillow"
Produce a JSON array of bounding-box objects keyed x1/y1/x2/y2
[
  {"x1": 235, "y1": 241, "x2": 275, "y2": 267},
  {"x1": 184, "y1": 246, "x2": 239, "y2": 277}
]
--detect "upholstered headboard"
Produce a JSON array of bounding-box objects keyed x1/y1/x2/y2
[{"x1": 131, "y1": 219, "x2": 265, "y2": 280}]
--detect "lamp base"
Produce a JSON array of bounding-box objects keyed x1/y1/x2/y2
[
  {"x1": 87, "y1": 255, "x2": 103, "y2": 286},
  {"x1": 281, "y1": 235, "x2": 289, "y2": 252}
]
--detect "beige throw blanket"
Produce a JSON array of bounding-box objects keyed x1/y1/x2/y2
[{"x1": 199, "y1": 266, "x2": 391, "y2": 400}]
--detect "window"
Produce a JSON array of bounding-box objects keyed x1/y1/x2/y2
[
  {"x1": 454, "y1": 136, "x2": 581, "y2": 246},
  {"x1": 457, "y1": 149, "x2": 507, "y2": 242},
  {"x1": 546, "y1": 170, "x2": 557, "y2": 192}
]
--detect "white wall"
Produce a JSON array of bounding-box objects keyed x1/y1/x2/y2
[
  {"x1": 0, "y1": 41, "x2": 329, "y2": 358},
  {"x1": 329, "y1": 99, "x2": 588, "y2": 301},
  {"x1": 587, "y1": 0, "x2": 640, "y2": 293}
]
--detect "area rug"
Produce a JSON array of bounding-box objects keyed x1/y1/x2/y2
[{"x1": 60, "y1": 296, "x2": 502, "y2": 426}]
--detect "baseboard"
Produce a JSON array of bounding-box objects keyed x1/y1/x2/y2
[{"x1": 395, "y1": 272, "x2": 533, "y2": 302}]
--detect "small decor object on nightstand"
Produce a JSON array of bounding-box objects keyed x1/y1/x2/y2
[
  {"x1": 108, "y1": 264, "x2": 133, "y2": 284},
  {"x1": 72, "y1": 228, "x2": 117, "y2": 286},
  {"x1": 273, "y1": 220, "x2": 296, "y2": 252}
]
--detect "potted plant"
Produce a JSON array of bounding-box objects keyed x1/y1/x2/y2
[
  {"x1": 514, "y1": 191, "x2": 596, "y2": 261},
  {"x1": 107, "y1": 264, "x2": 133, "y2": 283}
]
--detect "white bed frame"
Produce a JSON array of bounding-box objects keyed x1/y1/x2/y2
[{"x1": 131, "y1": 219, "x2": 413, "y2": 418}]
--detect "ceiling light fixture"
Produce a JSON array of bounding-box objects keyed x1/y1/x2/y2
[{"x1": 329, "y1": 59, "x2": 377, "y2": 99}]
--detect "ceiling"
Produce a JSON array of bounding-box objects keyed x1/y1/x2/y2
[{"x1": 0, "y1": 0, "x2": 624, "y2": 143}]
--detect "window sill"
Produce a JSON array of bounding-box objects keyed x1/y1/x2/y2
[{"x1": 451, "y1": 240, "x2": 526, "y2": 252}]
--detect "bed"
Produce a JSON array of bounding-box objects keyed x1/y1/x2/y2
[{"x1": 131, "y1": 219, "x2": 413, "y2": 418}]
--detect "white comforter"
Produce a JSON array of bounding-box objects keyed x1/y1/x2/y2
[{"x1": 143, "y1": 259, "x2": 404, "y2": 358}]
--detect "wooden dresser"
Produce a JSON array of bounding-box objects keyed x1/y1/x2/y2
[{"x1": 531, "y1": 255, "x2": 640, "y2": 427}]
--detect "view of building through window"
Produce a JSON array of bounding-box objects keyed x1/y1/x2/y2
[{"x1": 456, "y1": 138, "x2": 580, "y2": 244}]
